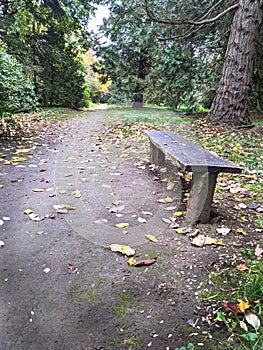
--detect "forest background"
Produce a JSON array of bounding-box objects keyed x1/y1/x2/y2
[{"x1": 0, "y1": 0, "x2": 262, "y2": 131}]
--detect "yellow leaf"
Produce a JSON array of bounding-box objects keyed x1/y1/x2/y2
[
  {"x1": 237, "y1": 299, "x2": 250, "y2": 313},
  {"x1": 110, "y1": 244, "x2": 135, "y2": 256},
  {"x1": 12, "y1": 157, "x2": 28, "y2": 162},
  {"x1": 145, "y1": 234, "x2": 158, "y2": 243},
  {"x1": 204, "y1": 237, "x2": 217, "y2": 245},
  {"x1": 173, "y1": 211, "x2": 183, "y2": 217},
  {"x1": 24, "y1": 209, "x2": 33, "y2": 215},
  {"x1": 65, "y1": 173, "x2": 74, "y2": 177},
  {"x1": 158, "y1": 196, "x2": 173, "y2": 203},
  {"x1": 236, "y1": 228, "x2": 247, "y2": 236},
  {"x1": 32, "y1": 188, "x2": 44, "y2": 192},
  {"x1": 115, "y1": 222, "x2": 129, "y2": 229},
  {"x1": 128, "y1": 257, "x2": 137, "y2": 266}
]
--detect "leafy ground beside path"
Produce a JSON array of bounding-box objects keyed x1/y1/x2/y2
[{"x1": 0, "y1": 107, "x2": 262, "y2": 350}]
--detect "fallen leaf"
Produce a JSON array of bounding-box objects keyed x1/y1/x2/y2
[
  {"x1": 43, "y1": 267, "x2": 50, "y2": 273},
  {"x1": 28, "y1": 213, "x2": 43, "y2": 222},
  {"x1": 142, "y1": 211, "x2": 153, "y2": 216},
  {"x1": 72, "y1": 190, "x2": 81, "y2": 198},
  {"x1": 158, "y1": 196, "x2": 173, "y2": 203},
  {"x1": 237, "y1": 264, "x2": 249, "y2": 272},
  {"x1": 173, "y1": 211, "x2": 183, "y2": 217},
  {"x1": 64, "y1": 173, "x2": 74, "y2": 177},
  {"x1": 128, "y1": 257, "x2": 156, "y2": 266},
  {"x1": 192, "y1": 235, "x2": 205, "y2": 247},
  {"x1": 163, "y1": 206, "x2": 177, "y2": 211},
  {"x1": 32, "y1": 188, "x2": 45, "y2": 193},
  {"x1": 169, "y1": 222, "x2": 179, "y2": 229},
  {"x1": 12, "y1": 157, "x2": 28, "y2": 162},
  {"x1": 52, "y1": 204, "x2": 76, "y2": 211},
  {"x1": 110, "y1": 244, "x2": 135, "y2": 256},
  {"x1": 245, "y1": 311, "x2": 260, "y2": 331},
  {"x1": 24, "y1": 209, "x2": 33, "y2": 215},
  {"x1": 237, "y1": 299, "x2": 250, "y2": 313},
  {"x1": 255, "y1": 244, "x2": 263, "y2": 258},
  {"x1": 115, "y1": 222, "x2": 129, "y2": 229},
  {"x1": 93, "y1": 218, "x2": 108, "y2": 224},
  {"x1": 239, "y1": 320, "x2": 248, "y2": 332},
  {"x1": 162, "y1": 217, "x2": 171, "y2": 224},
  {"x1": 224, "y1": 301, "x2": 240, "y2": 314},
  {"x1": 145, "y1": 234, "x2": 158, "y2": 243},
  {"x1": 109, "y1": 205, "x2": 125, "y2": 213},
  {"x1": 176, "y1": 227, "x2": 192, "y2": 234},
  {"x1": 138, "y1": 217, "x2": 147, "y2": 223},
  {"x1": 236, "y1": 228, "x2": 247, "y2": 236},
  {"x1": 216, "y1": 227, "x2": 231, "y2": 236},
  {"x1": 204, "y1": 237, "x2": 225, "y2": 246}
]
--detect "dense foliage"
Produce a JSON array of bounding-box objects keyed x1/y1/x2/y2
[
  {"x1": 0, "y1": 45, "x2": 38, "y2": 115},
  {"x1": 0, "y1": 0, "x2": 94, "y2": 113}
]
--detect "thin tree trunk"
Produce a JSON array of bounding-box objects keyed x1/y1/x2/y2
[{"x1": 208, "y1": 0, "x2": 263, "y2": 126}]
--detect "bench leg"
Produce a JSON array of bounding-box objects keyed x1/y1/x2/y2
[
  {"x1": 184, "y1": 172, "x2": 218, "y2": 225},
  {"x1": 149, "y1": 142, "x2": 165, "y2": 166}
]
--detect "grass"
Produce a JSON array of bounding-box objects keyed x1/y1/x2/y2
[
  {"x1": 106, "y1": 107, "x2": 193, "y2": 127},
  {"x1": 199, "y1": 255, "x2": 263, "y2": 349}
]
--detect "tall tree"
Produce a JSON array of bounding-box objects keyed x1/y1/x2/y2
[
  {"x1": 94, "y1": 1, "x2": 158, "y2": 107},
  {"x1": 143, "y1": 0, "x2": 263, "y2": 125},
  {"x1": 208, "y1": 0, "x2": 263, "y2": 125}
]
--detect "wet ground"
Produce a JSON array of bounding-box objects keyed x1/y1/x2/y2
[{"x1": 0, "y1": 109, "x2": 259, "y2": 350}]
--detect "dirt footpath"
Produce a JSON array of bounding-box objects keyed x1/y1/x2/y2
[{"x1": 0, "y1": 110, "x2": 231, "y2": 350}]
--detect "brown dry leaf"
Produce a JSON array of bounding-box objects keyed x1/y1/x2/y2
[
  {"x1": 237, "y1": 264, "x2": 249, "y2": 272},
  {"x1": 223, "y1": 301, "x2": 240, "y2": 314},
  {"x1": 245, "y1": 311, "x2": 261, "y2": 331},
  {"x1": 237, "y1": 299, "x2": 250, "y2": 313},
  {"x1": 128, "y1": 257, "x2": 156, "y2": 267}
]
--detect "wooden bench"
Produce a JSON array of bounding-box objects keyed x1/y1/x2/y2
[{"x1": 145, "y1": 130, "x2": 242, "y2": 226}]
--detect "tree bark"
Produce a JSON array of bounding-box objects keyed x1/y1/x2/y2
[{"x1": 208, "y1": 0, "x2": 263, "y2": 126}]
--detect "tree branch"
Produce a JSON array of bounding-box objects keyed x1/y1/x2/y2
[{"x1": 144, "y1": 1, "x2": 239, "y2": 26}]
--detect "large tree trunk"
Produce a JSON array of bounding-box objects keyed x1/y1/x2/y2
[{"x1": 208, "y1": 0, "x2": 263, "y2": 126}]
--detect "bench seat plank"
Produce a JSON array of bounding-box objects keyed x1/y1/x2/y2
[
  {"x1": 146, "y1": 130, "x2": 243, "y2": 225},
  {"x1": 146, "y1": 130, "x2": 242, "y2": 173}
]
